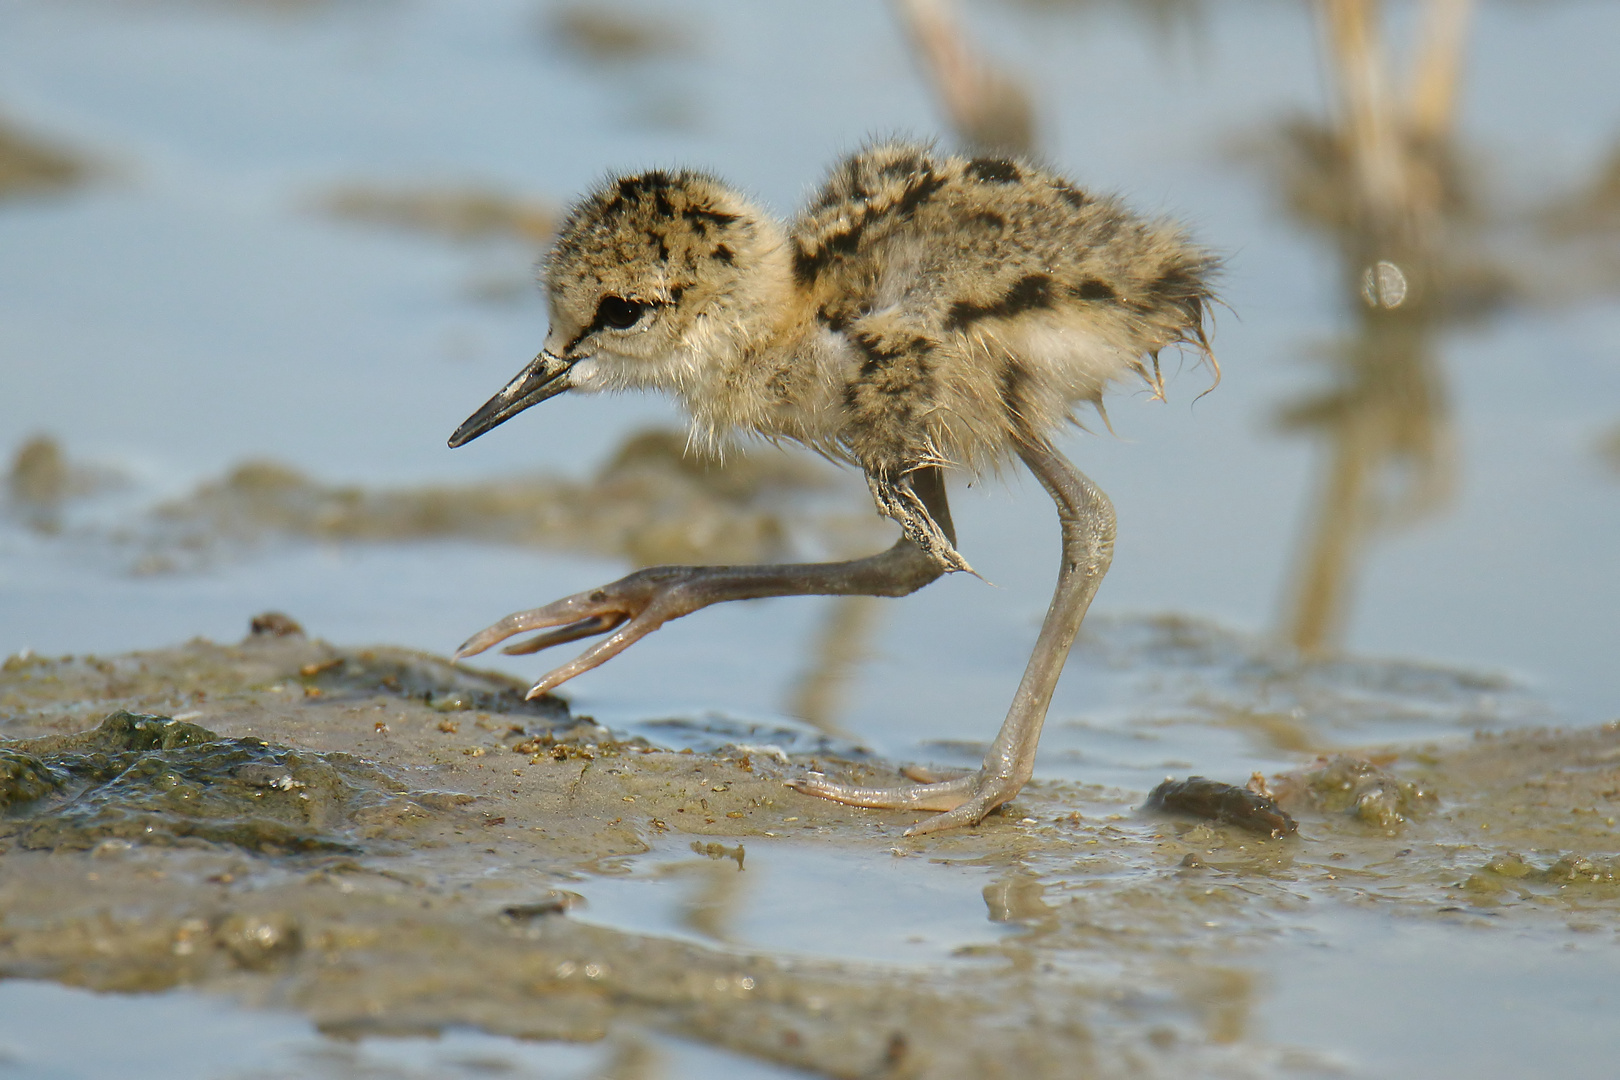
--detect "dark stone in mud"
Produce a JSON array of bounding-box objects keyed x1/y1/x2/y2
[
  {"x1": 500, "y1": 890, "x2": 586, "y2": 921},
  {"x1": 249, "y1": 611, "x2": 305, "y2": 638},
  {"x1": 1145, "y1": 776, "x2": 1299, "y2": 839},
  {"x1": 0, "y1": 710, "x2": 459, "y2": 855}
]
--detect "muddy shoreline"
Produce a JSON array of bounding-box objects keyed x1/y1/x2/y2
[{"x1": 2, "y1": 623, "x2": 1616, "y2": 1078}]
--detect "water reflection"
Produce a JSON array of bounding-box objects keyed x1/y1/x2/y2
[
  {"x1": 784, "y1": 594, "x2": 879, "y2": 736},
  {"x1": 1540, "y1": 134, "x2": 1620, "y2": 261},
  {"x1": 781, "y1": 0, "x2": 1042, "y2": 734},
  {"x1": 1538, "y1": 134, "x2": 1620, "y2": 471},
  {"x1": 679, "y1": 840, "x2": 749, "y2": 942},
  {"x1": 982, "y1": 870, "x2": 1050, "y2": 923},
  {"x1": 970, "y1": 860, "x2": 1266, "y2": 1052},
  {"x1": 1260, "y1": 0, "x2": 1497, "y2": 655},
  {"x1": 997, "y1": 0, "x2": 1208, "y2": 42},
  {"x1": 587, "y1": 1039, "x2": 664, "y2": 1080},
  {"x1": 893, "y1": 0, "x2": 1036, "y2": 156}
]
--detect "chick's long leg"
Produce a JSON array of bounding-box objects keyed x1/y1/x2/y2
[
  {"x1": 790, "y1": 440, "x2": 1115, "y2": 835},
  {"x1": 455, "y1": 468, "x2": 956, "y2": 698}
]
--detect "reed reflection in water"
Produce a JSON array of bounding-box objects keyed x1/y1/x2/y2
[
  {"x1": 1263, "y1": 0, "x2": 1503, "y2": 655},
  {"x1": 786, "y1": 0, "x2": 1040, "y2": 735}
]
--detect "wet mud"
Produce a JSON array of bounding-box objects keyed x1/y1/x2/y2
[
  {"x1": 6, "y1": 428, "x2": 867, "y2": 575},
  {"x1": 1269, "y1": 754, "x2": 1438, "y2": 833},
  {"x1": 139, "y1": 431, "x2": 842, "y2": 571},
  {"x1": 3, "y1": 622, "x2": 1618, "y2": 1078}
]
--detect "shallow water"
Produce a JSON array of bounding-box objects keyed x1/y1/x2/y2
[
  {"x1": 0, "y1": 980, "x2": 811, "y2": 1080},
  {"x1": 1264, "y1": 909, "x2": 1620, "y2": 1078},
  {"x1": 2, "y1": 0, "x2": 1619, "y2": 1076}
]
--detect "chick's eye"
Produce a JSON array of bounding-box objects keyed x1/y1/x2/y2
[{"x1": 596, "y1": 295, "x2": 648, "y2": 330}]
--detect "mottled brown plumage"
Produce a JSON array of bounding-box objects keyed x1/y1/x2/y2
[
  {"x1": 448, "y1": 142, "x2": 1218, "y2": 833},
  {"x1": 503, "y1": 142, "x2": 1214, "y2": 569}
]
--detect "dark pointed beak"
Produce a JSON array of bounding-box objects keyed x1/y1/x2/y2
[{"x1": 448, "y1": 350, "x2": 575, "y2": 448}]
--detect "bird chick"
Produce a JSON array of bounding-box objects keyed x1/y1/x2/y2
[{"x1": 449, "y1": 141, "x2": 1217, "y2": 834}]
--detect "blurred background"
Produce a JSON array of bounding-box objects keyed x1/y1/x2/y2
[
  {"x1": 2, "y1": 0, "x2": 1618, "y2": 765},
  {"x1": 4, "y1": 3, "x2": 1620, "y2": 1077}
]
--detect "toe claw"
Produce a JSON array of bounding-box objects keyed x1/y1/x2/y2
[
  {"x1": 452, "y1": 578, "x2": 657, "y2": 669},
  {"x1": 902, "y1": 800, "x2": 991, "y2": 836},
  {"x1": 500, "y1": 613, "x2": 627, "y2": 656}
]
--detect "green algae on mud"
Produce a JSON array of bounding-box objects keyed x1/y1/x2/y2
[
  {"x1": 0, "y1": 710, "x2": 447, "y2": 855},
  {"x1": 2, "y1": 626, "x2": 1620, "y2": 1078},
  {"x1": 1270, "y1": 753, "x2": 1438, "y2": 833}
]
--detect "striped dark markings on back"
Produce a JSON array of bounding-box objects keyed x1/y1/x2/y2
[
  {"x1": 945, "y1": 273, "x2": 1055, "y2": 330},
  {"x1": 793, "y1": 169, "x2": 948, "y2": 285},
  {"x1": 1071, "y1": 278, "x2": 1117, "y2": 302},
  {"x1": 967, "y1": 157, "x2": 1021, "y2": 184},
  {"x1": 1050, "y1": 180, "x2": 1089, "y2": 208}
]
